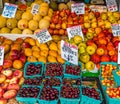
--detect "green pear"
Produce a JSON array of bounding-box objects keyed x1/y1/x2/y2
[
  {"x1": 79, "y1": 52, "x2": 90, "y2": 63},
  {"x1": 86, "y1": 32, "x2": 94, "y2": 40},
  {"x1": 85, "y1": 61, "x2": 95, "y2": 71},
  {"x1": 78, "y1": 46, "x2": 86, "y2": 54}
]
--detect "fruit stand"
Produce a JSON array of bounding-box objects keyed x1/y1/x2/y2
[{"x1": 0, "y1": 0, "x2": 120, "y2": 104}]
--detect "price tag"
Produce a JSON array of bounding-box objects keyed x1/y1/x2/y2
[
  {"x1": 0, "y1": 46, "x2": 4, "y2": 65},
  {"x1": 2, "y1": 3, "x2": 17, "y2": 18},
  {"x1": 67, "y1": 25, "x2": 84, "y2": 40},
  {"x1": 118, "y1": 43, "x2": 120, "y2": 64},
  {"x1": 105, "y1": 0, "x2": 118, "y2": 12},
  {"x1": 89, "y1": 5, "x2": 107, "y2": 13},
  {"x1": 35, "y1": 29, "x2": 52, "y2": 43},
  {"x1": 111, "y1": 24, "x2": 120, "y2": 36},
  {"x1": 60, "y1": 40, "x2": 78, "y2": 65},
  {"x1": 31, "y1": 4, "x2": 40, "y2": 15},
  {"x1": 71, "y1": 3, "x2": 85, "y2": 15}
]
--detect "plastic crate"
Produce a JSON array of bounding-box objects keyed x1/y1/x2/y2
[
  {"x1": 81, "y1": 86, "x2": 103, "y2": 104},
  {"x1": 60, "y1": 85, "x2": 81, "y2": 104},
  {"x1": 64, "y1": 62, "x2": 82, "y2": 78},
  {"x1": 44, "y1": 62, "x2": 64, "y2": 78},
  {"x1": 23, "y1": 76, "x2": 44, "y2": 86},
  {"x1": 62, "y1": 76, "x2": 81, "y2": 86},
  {"x1": 16, "y1": 85, "x2": 41, "y2": 104},
  {"x1": 24, "y1": 62, "x2": 44, "y2": 78},
  {"x1": 37, "y1": 86, "x2": 60, "y2": 104},
  {"x1": 42, "y1": 76, "x2": 62, "y2": 87},
  {"x1": 113, "y1": 69, "x2": 120, "y2": 86}
]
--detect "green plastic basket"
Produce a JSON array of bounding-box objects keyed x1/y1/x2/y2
[
  {"x1": 16, "y1": 85, "x2": 41, "y2": 104},
  {"x1": 64, "y1": 62, "x2": 82, "y2": 78},
  {"x1": 81, "y1": 85, "x2": 103, "y2": 104},
  {"x1": 24, "y1": 62, "x2": 44, "y2": 78}
]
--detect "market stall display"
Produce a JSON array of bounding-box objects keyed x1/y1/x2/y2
[{"x1": 0, "y1": 0, "x2": 120, "y2": 103}]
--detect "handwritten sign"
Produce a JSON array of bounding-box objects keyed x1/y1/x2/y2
[
  {"x1": 89, "y1": 5, "x2": 107, "y2": 13},
  {"x1": 67, "y1": 25, "x2": 84, "y2": 40},
  {"x1": 111, "y1": 24, "x2": 120, "y2": 36},
  {"x1": 35, "y1": 29, "x2": 52, "y2": 43},
  {"x1": 118, "y1": 43, "x2": 120, "y2": 64},
  {"x1": 60, "y1": 40, "x2": 78, "y2": 65},
  {"x1": 31, "y1": 4, "x2": 40, "y2": 15},
  {"x1": 0, "y1": 46, "x2": 4, "y2": 65},
  {"x1": 71, "y1": 3, "x2": 85, "y2": 15},
  {"x1": 105, "y1": 0, "x2": 118, "y2": 12},
  {"x1": 2, "y1": 3, "x2": 17, "y2": 18}
]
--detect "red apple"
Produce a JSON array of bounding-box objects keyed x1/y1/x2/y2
[
  {"x1": 9, "y1": 50, "x2": 19, "y2": 60},
  {"x1": 82, "y1": 28, "x2": 88, "y2": 35},
  {"x1": 0, "y1": 66, "x2": 3, "y2": 72},
  {"x1": 3, "y1": 59, "x2": 12, "y2": 69},
  {"x1": 110, "y1": 55, "x2": 118, "y2": 62},
  {"x1": 0, "y1": 87, "x2": 4, "y2": 98},
  {"x1": 7, "y1": 84, "x2": 20, "y2": 91},
  {"x1": 91, "y1": 54, "x2": 101, "y2": 64},
  {"x1": 71, "y1": 12, "x2": 77, "y2": 18},
  {"x1": 1, "y1": 82, "x2": 9, "y2": 90},
  {"x1": 19, "y1": 53, "x2": 26, "y2": 64},
  {"x1": 49, "y1": 23, "x2": 56, "y2": 29},
  {"x1": 113, "y1": 41, "x2": 120, "y2": 47},
  {"x1": 60, "y1": 11, "x2": 66, "y2": 17},
  {"x1": 65, "y1": 9, "x2": 71, "y2": 16},
  {"x1": 22, "y1": 42, "x2": 31, "y2": 48},
  {"x1": 94, "y1": 12, "x2": 100, "y2": 18},
  {"x1": 101, "y1": 55, "x2": 110, "y2": 62}
]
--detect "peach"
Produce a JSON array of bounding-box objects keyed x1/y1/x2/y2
[
  {"x1": 3, "y1": 90, "x2": 17, "y2": 99},
  {"x1": 7, "y1": 84, "x2": 20, "y2": 91},
  {"x1": 55, "y1": 24, "x2": 61, "y2": 29},
  {"x1": 59, "y1": 29, "x2": 65, "y2": 35},
  {"x1": 53, "y1": 29, "x2": 59, "y2": 35},
  {"x1": 0, "y1": 74, "x2": 6, "y2": 84},
  {"x1": 11, "y1": 43, "x2": 21, "y2": 51},
  {"x1": 13, "y1": 60, "x2": 23, "y2": 69},
  {"x1": 1, "y1": 69, "x2": 13, "y2": 77},
  {"x1": 14, "y1": 38, "x2": 23, "y2": 44}
]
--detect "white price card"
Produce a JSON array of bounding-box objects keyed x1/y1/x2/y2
[
  {"x1": 67, "y1": 25, "x2": 84, "y2": 40},
  {"x1": 71, "y1": 3, "x2": 85, "y2": 15},
  {"x1": 89, "y1": 5, "x2": 107, "y2": 13},
  {"x1": 105, "y1": 0, "x2": 118, "y2": 12},
  {"x1": 60, "y1": 40, "x2": 78, "y2": 65},
  {"x1": 118, "y1": 43, "x2": 120, "y2": 64},
  {"x1": 0, "y1": 46, "x2": 4, "y2": 65},
  {"x1": 111, "y1": 24, "x2": 120, "y2": 36},
  {"x1": 31, "y1": 4, "x2": 40, "y2": 15},
  {"x1": 2, "y1": 3, "x2": 17, "y2": 18},
  {"x1": 35, "y1": 29, "x2": 52, "y2": 43}
]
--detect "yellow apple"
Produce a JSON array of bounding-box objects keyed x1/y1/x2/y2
[
  {"x1": 85, "y1": 61, "x2": 95, "y2": 71},
  {"x1": 88, "y1": 12, "x2": 95, "y2": 20},
  {"x1": 86, "y1": 45, "x2": 96, "y2": 55},
  {"x1": 107, "y1": 12, "x2": 112, "y2": 17},
  {"x1": 88, "y1": 28, "x2": 95, "y2": 33},
  {"x1": 105, "y1": 21, "x2": 111, "y2": 28},
  {"x1": 61, "y1": 23, "x2": 67, "y2": 29},
  {"x1": 101, "y1": 13, "x2": 107, "y2": 20},
  {"x1": 84, "y1": 15, "x2": 89, "y2": 22},
  {"x1": 84, "y1": 22, "x2": 91, "y2": 28},
  {"x1": 113, "y1": 12, "x2": 120, "y2": 20},
  {"x1": 91, "y1": 22, "x2": 97, "y2": 28}
]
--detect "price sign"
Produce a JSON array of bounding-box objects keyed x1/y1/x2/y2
[
  {"x1": 31, "y1": 4, "x2": 40, "y2": 15},
  {"x1": 0, "y1": 46, "x2": 4, "y2": 65},
  {"x1": 67, "y1": 25, "x2": 84, "y2": 40},
  {"x1": 2, "y1": 3, "x2": 17, "y2": 18},
  {"x1": 89, "y1": 5, "x2": 107, "y2": 13},
  {"x1": 111, "y1": 24, "x2": 120, "y2": 36},
  {"x1": 118, "y1": 43, "x2": 120, "y2": 64},
  {"x1": 35, "y1": 29, "x2": 52, "y2": 43},
  {"x1": 105, "y1": 0, "x2": 118, "y2": 12},
  {"x1": 71, "y1": 3, "x2": 85, "y2": 15},
  {"x1": 61, "y1": 40, "x2": 78, "y2": 65}
]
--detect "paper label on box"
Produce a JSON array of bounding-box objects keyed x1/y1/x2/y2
[
  {"x1": 31, "y1": 4, "x2": 40, "y2": 15},
  {"x1": 111, "y1": 24, "x2": 120, "y2": 36},
  {"x1": 71, "y1": 3, "x2": 85, "y2": 15},
  {"x1": 118, "y1": 43, "x2": 120, "y2": 64},
  {"x1": 105, "y1": 0, "x2": 118, "y2": 12},
  {"x1": 89, "y1": 5, "x2": 107, "y2": 12},
  {"x1": 67, "y1": 25, "x2": 84, "y2": 40},
  {"x1": 0, "y1": 46, "x2": 4, "y2": 65},
  {"x1": 2, "y1": 3, "x2": 17, "y2": 18},
  {"x1": 35, "y1": 29, "x2": 52, "y2": 43},
  {"x1": 60, "y1": 40, "x2": 78, "y2": 65}
]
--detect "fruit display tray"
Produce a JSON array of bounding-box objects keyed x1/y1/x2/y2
[
  {"x1": 82, "y1": 77, "x2": 107, "y2": 104},
  {"x1": 64, "y1": 62, "x2": 82, "y2": 78},
  {"x1": 37, "y1": 86, "x2": 60, "y2": 104},
  {"x1": 59, "y1": 85, "x2": 81, "y2": 104},
  {"x1": 24, "y1": 62, "x2": 44, "y2": 78},
  {"x1": 16, "y1": 85, "x2": 41, "y2": 104},
  {"x1": 81, "y1": 85, "x2": 103, "y2": 104}
]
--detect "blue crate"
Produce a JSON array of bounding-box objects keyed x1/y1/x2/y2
[
  {"x1": 81, "y1": 86, "x2": 103, "y2": 104},
  {"x1": 16, "y1": 85, "x2": 41, "y2": 104},
  {"x1": 60, "y1": 85, "x2": 81, "y2": 104},
  {"x1": 113, "y1": 69, "x2": 120, "y2": 86},
  {"x1": 42, "y1": 76, "x2": 62, "y2": 87},
  {"x1": 64, "y1": 62, "x2": 82, "y2": 78},
  {"x1": 62, "y1": 76, "x2": 81, "y2": 86},
  {"x1": 24, "y1": 62, "x2": 44, "y2": 78},
  {"x1": 37, "y1": 86, "x2": 60, "y2": 104},
  {"x1": 44, "y1": 62, "x2": 64, "y2": 78},
  {"x1": 105, "y1": 90, "x2": 120, "y2": 104}
]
